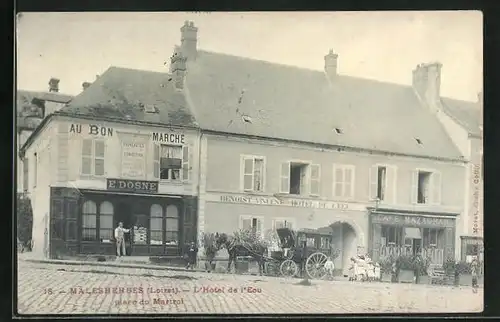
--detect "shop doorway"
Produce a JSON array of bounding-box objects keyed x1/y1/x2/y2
[{"x1": 115, "y1": 200, "x2": 133, "y2": 255}]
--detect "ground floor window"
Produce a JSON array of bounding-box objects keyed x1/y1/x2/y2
[
  {"x1": 240, "y1": 216, "x2": 263, "y2": 239},
  {"x1": 381, "y1": 225, "x2": 403, "y2": 246},
  {"x1": 82, "y1": 201, "x2": 97, "y2": 241},
  {"x1": 166, "y1": 205, "x2": 179, "y2": 245}
]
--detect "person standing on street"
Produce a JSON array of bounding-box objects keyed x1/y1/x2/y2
[
  {"x1": 185, "y1": 241, "x2": 199, "y2": 270},
  {"x1": 115, "y1": 222, "x2": 130, "y2": 258},
  {"x1": 471, "y1": 257, "x2": 479, "y2": 289}
]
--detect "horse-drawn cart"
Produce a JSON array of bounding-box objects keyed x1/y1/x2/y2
[{"x1": 272, "y1": 227, "x2": 336, "y2": 279}]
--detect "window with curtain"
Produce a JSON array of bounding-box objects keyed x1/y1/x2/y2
[
  {"x1": 82, "y1": 200, "x2": 97, "y2": 241},
  {"x1": 150, "y1": 204, "x2": 163, "y2": 245},
  {"x1": 99, "y1": 201, "x2": 114, "y2": 242},
  {"x1": 165, "y1": 205, "x2": 179, "y2": 245}
]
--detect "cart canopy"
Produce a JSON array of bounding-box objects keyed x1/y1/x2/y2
[{"x1": 276, "y1": 228, "x2": 295, "y2": 248}]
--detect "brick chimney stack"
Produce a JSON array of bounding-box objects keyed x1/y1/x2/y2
[
  {"x1": 170, "y1": 51, "x2": 187, "y2": 90},
  {"x1": 324, "y1": 49, "x2": 338, "y2": 81},
  {"x1": 48, "y1": 78, "x2": 60, "y2": 92},
  {"x1": 180, "y1": 20, "x2": 198, "y2": 61},
  {"x1": 412, "y1": 62, "x2": 442, "y2": 111},
  {"x1": 82, "y1": 82, "x2": 91, "y2": 91}
]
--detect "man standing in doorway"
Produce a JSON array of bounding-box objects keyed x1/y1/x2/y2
[{"x1": 115, "y1": 222, "x2": 130, "y2": 258}]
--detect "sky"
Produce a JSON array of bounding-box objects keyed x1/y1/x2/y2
[{"x1": 16, "y1": 11, "x2": 482, "y2": 102}]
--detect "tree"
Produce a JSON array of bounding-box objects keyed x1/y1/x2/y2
[{"x1": 17, "y1": 194, "x2": 33, "y2": 250}]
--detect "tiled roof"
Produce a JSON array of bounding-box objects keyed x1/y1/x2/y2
[
  {"x1": 16, "y1": 90, "x2": 73, "y2": 130},
  {"x1": 440, "y1": 98, "x2": 481, "y2": 136},
  {"x1": 184, "y1": 50, "x2": 464, "y2": 160},
  {"x1": 62, "y1": 67, "x2": 197, "y2": 127}
]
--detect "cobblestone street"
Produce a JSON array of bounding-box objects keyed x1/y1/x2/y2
[{"x1": 16, "y1": 260, "x2": 483, "y2": 315}]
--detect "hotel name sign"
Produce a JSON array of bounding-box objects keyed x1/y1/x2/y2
[
  {"x1": 219, "y1": 195, "x2": 353, "y2": 211},
  {"x1": 371, "y1": 213, "x2": 455, "y2": 228}
]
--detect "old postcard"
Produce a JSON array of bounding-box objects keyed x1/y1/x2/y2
[{"x1": 15, "y1": 11, "x2": 483, "y2": 315}]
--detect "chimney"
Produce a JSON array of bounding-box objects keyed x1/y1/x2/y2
[
  {"x1": 324, "y1": 49, "x2": 338, "y2": 80},
  {"x1": 48, "y1": 78, "x2": 60, "y2": 92},
  {"x1": 180, "y1": 20, "x2": 198, "y2": 61},
  {"x1": 412, "y1": 62, "x2": 442, "y2": 110},
  {"x1": 170, "y1": 51, "x2": 187, "y2": 89},
  {"x1": 82, "y1": 82, "x2": 91, "y2": 91}
]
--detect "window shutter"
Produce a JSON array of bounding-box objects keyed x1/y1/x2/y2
[
  {"x1": 310, "y1": 164, "x2": 320, "y2": 196},
  {"x1": 256, "y1": 218, "x2": 263, "y2": 239},
  {"x1": 369, "y1": 165, "x2": 378, "y2": 200},
  {"x1": 410, "y1": 170, "x2": 419, "y2": 204},
  {"x1": 242, "y1": 157, "x2": 254, "y2": 191},
  {"x1": 182, "y1": 146, "x2": 189, "y2": 181},
  {"x1": 385, "y1": 166, "x2": 397, "y2": 204},
  {"x1": 279, "y1": 162, "x2": 290, "y2": 193},
  {"x1": 81, "y1": 139, "x2": 93, "y2": 175},
  {"x1": 94, "y1": 140, "x2": 105, "y2": 176},
  {"x1": 153, "y1": 144, "x2": 160, "y2": 179},
  {"x1": 241, "y1": 217, "x2": 252, "y2": 230},
  {"x1": 431, "y1": 172, "x2": 442, "y2": 205},
  {"x1": 346, "y1": 167, "x2": 355, "y2": 198}
]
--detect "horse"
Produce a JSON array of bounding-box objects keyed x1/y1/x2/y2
[{"x1": 214, "y1": 233, "x2": 268, "y2": 276}]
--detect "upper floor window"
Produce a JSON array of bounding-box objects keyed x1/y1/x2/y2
[
  {"x1": 280, "y1": 162, "x2": 320, "y2": 196},
  {"x1": 81, "y1": 139, "x2": 105, "y2": 176},
  {"x1": 369, "y1": 165, "x2": 397, "y2": 203},
  {"x1": 332, "y1": 164, "x2": 355, "y2": 199},
  {"x1": 23, "y1": 158, "x2": 29, "y2": 192},
  {"x1": 154, "y1": 144, "x2": 189, "y2": 181},
  {"x1": 241, "y1": 155, "x2": 265, "y2": 192},
  {"x1": 411, "y1": 170, "x2": 441, "y2": 205}
]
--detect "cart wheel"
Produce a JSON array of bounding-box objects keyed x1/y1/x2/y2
[
  {"x1": 306, "y1": 252, "x2": 328, "y2": 280},
  {"x1": 280, "y1": 260, "x2": 298, "y2": 278}
]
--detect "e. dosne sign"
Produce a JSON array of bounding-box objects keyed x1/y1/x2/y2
[{"x1": 106, "y1": 179, "x2": 159, "y2": 194}]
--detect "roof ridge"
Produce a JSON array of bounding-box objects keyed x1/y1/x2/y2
[
  {"x1": 17, "y1": 89, "x2": 74, "y2": 97},
  {"x1": 196, "y1": 49, "x2": 421, "y2": 91},
  {"x1": 107, "y1": 65, "x2": 172, "y2": 76}
]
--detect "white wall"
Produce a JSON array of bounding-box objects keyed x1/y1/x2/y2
[{"x1": 24, "y1": 122, "x2": 57, "y2": 258}]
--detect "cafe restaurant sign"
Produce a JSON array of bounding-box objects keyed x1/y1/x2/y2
[
  {"x1": 216, "y1": 194, "x2": 360, "y2": 211},
  {"x1": 106, "y1": 179, "x2": 159, "y2": 194},
  {"x1": 371, "y1": 213, "x2": 455, "y2": 228}
]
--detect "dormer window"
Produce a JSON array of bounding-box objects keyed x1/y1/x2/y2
[{"x1": 144, "y1": 104, "x2": 159, "y2": 114}]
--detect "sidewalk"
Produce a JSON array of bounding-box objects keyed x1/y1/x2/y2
[{"x1": 17, "y1": 252, "x2": 205, "y2": 273}]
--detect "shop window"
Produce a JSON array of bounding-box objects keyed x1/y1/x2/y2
[
  {"x1": 157, "y1": 145, "x2": 182, "y2": 181},
  {"x1": 81, "y1": 139, "x2": 105, "y2": 176},
  {"x1": 381, "y1": 226, "x2": 403, "y2": 246},
  {"x1": 241, "y1": 156, "x2": 265, "y2": 192},
  {"x1": 333, "y1": 164, "x2": 355, "y2": 199},
  {"x1": 422, "y1": 228, "x2": 443, "y2": 248},
  {"x1": 166, "y1": 205, "x2": 179, "y2": 245},
  {"x1": 82, "y1": 200, "x2": 97, "y2": 241},
  {"x1": 99, "y1": 201, "x2": 114, "y2": 242},
  {"x1": 150, "y1": 204, "x2": 163, "y2": 245}
]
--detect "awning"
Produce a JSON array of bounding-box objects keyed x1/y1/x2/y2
[{"x1": 404, "y1": 227, "x2": 422, "y2": 239}]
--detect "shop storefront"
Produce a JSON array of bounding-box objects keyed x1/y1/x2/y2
[
  {"x1": 460, "y1": 236, "x2": 484, "y2": 263},
  {"x1": 368, "y1": 208, "x2": 458, "y2": 266},
  {"x1": 48, "y1": 180, "x2": 197, "y2": 259}
]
